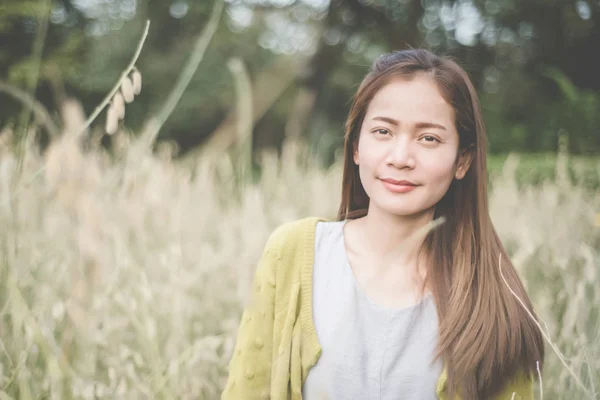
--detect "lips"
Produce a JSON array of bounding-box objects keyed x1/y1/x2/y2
[
  {"x1": 379, "y1": 178, "x2": 418, "y2": 186},
  {"x1": 379, "y1": 178, "x2": 420, "y2": 193}
]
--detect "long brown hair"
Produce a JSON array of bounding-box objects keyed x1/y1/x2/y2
[{"x1": 337, "y1": 49, "x2": 544, "y2": 399}]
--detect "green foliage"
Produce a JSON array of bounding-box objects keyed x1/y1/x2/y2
[
  {"x1": 542, "y1": 67, "x2": 600, "y2": 154},
  {"x1": 0, "y1": 0, "x2": 598, "y2": 156},
  {"x1": 488, "y1": 153, "x2": 600, "y2": 189}
]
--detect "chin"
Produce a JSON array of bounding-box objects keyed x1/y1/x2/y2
[
  {"x1": 369, "y1": 194, "x2": 436, "y2": 218},
  {"x1": 374, "y1": 202, "x2": 428, "y2": 217},
  {"x1": 388, "y1": 209, "x2": 428, "y2": 218}
]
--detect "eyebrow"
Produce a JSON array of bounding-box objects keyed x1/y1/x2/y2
[{"x1": 372, "y1": 116, "x2": 447, "y2": 131}]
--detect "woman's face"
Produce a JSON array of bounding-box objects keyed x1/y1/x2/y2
[{"x1": 354, "y1": 74, "x2": 472, "y2": 218}]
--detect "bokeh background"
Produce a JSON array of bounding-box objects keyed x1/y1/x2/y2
[{"x1": 0, "y1": 0, "x2": 599, "y2": 399}]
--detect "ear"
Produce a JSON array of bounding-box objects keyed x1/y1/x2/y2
[
  {"x1": 353, "y1": 143, "x2": 359, "y2": 165},
  {"x1": 455, "y1": 146, "x2": 474, "y2": 180}
]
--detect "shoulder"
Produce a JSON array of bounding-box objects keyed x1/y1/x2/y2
[{"x1": 263, "y1": 216, "x2": 330, "y2": 257}]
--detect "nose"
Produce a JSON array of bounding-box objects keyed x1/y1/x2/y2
[{"x1": 385, "y1": 135, "x2": 415, "y2": 169}]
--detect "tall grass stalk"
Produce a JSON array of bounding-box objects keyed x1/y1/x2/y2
[
  {"x1": 16, "y1": 0, "x2": 52, "y2": 170},
  {"x1": 226, "y1": 57, "x2": 253, "y2": 186},
  {"x1": 142, "y1": 0, "x2": 224, "y2": 146}
]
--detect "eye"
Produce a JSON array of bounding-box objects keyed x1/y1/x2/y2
[
  {"x1": 420, "y1": 135, "x2": 440, "y2": 143},
  {"x1": 373, "y1": 128, "x2": 390, "y2": 136}
]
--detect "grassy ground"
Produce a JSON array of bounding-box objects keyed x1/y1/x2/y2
[{"x1": 0, "y1": 134, "x2": 598, "y2": 399}]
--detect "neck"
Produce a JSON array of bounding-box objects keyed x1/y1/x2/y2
[{"x1": 360, "y1": 205, "x2": 436, "y2": 277}]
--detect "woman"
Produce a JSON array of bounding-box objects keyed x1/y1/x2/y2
[{"x1": 221, "y1": 49, "x2": 544, "y2": 400}]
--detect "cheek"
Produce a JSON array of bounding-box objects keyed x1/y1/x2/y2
[
  {"x1": 356, "y1": 135, "x2": 383, "y2": 165},
  {"x1": 420, "y1": 150, "x2": 458, "y2": 181},
  {"x1": 356, "y1": 142, "x2": 377, "y2": 192}
]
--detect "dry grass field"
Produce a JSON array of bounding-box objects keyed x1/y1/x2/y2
[{"x1": 0, "y1": 131, "x2": 598, "y2": 399}]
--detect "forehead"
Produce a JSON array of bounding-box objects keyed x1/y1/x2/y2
[{"x1": 365, "y1": 76, "x2": 455, "y2": 126}]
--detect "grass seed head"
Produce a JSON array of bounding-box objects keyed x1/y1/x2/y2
[
  {"x1": 131, "y1": 69, "x2": 142, "y2": 95},
  {"x1": 112, "y1": 92, "x2": 126, "y2": 120},
  {"x1": 105, "y1": 104, "x2": 118, "y2": 135},
  {"x1": 121, "y1": 77, "x2": 135, "y2": 103}
]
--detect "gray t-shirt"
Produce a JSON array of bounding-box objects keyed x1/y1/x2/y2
[{"x1": 302, "y1": 220, "x2": 443, "y2": 400}]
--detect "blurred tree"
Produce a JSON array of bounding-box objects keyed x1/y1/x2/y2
[
  {"x1": 281, "y1": 0, "x2": 600, "y2": 156},
  {"x1": 1, "y1": 0, "x2": 598, "y2": 157},
  {"x1": 470, "y1": 0, "x2": 600, "y2": 153}
]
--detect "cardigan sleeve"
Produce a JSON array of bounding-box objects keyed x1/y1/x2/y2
[
  {"x1": 437, "y1": 370, "x2": 535, "y2": 400},
  {"x1": 492, "y1": 372, "x2": 535, "y2": 400},
  {"x1": 221, "y1": 237, "x2": 279, "y2": 400}
]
